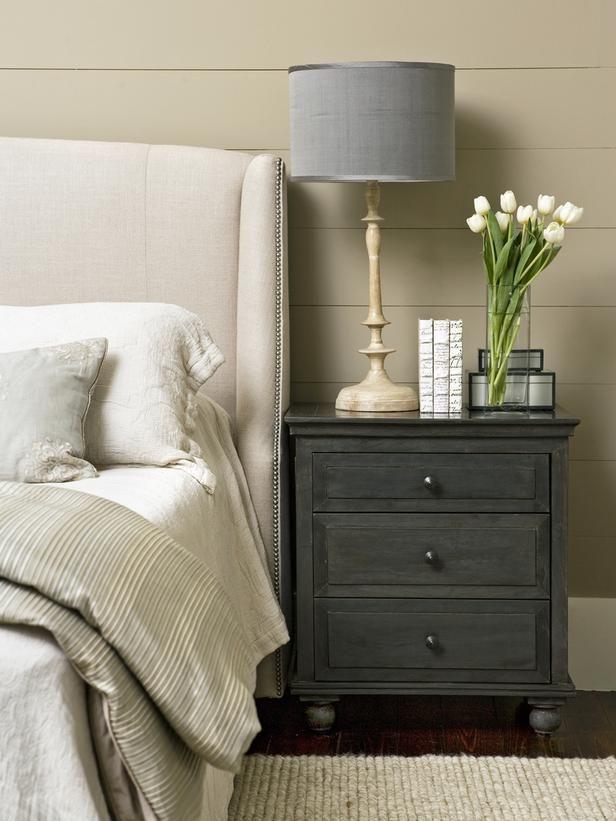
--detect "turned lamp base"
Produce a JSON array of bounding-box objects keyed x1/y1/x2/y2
[
  {"x1": 335, "y1": 180, "x2": 417, "y2": 413},
  {"x1": 336, "y1": 372, "x2": 418, "y2": 412}
]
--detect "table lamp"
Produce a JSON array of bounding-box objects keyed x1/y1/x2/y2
[{"x1": 289, "y1": 61, "x2": 455, "y2": 411}]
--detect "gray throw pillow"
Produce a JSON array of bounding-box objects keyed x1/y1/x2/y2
[{"x1": 0, "y1": 338, "x2": 107, "y2": 482}]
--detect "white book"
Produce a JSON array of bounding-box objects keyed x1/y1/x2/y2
[
  {"x1": 418, "y1": 319, "x2": 433, "y2": 413},
  {"x1": 433, "y1": 320, "x2": 450, "y2": 414},
  {"x1": 449, "y1": 319, "x2": 463, "y2": 414}
]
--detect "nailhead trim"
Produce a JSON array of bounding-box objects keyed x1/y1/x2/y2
[{"x1": 272, "y1": 156, "x2": 285, "y2": 697}]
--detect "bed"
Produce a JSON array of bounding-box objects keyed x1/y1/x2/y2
[{"x1": 0, "y1": 137, "x2": 291, "y2": 820}]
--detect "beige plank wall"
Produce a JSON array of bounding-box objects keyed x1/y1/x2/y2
[{"x1": 0, "y1": 0, "x2": 615, "y2": 597}]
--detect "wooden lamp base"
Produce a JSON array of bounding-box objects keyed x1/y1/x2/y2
[
  {"x1": 335, "y1": 180, "x2": 418, "y2": 413},
  {"x1": 336, "y1": 371, "x2": 418, "y2": 412}
]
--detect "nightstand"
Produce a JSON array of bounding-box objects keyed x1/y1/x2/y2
[{"x1": 285, "y1": 403, "x2": 580, "y2": 735}]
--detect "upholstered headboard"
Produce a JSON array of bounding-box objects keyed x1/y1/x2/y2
[{"x1": 0, "y1": 136, "x2": 290, "y2": 696}]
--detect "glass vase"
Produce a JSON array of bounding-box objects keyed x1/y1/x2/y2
[{"x1": 484, "y1": 284, "x2": 531, "y2": 411}]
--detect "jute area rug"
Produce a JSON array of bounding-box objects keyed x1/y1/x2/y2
[{"x1": 228, "y1": 754, "x2": 616, "y2": 820}]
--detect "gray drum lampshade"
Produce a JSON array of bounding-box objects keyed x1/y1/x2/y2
[{"x1": 289, "y1": 61, "x2": 455, "y2": 182}]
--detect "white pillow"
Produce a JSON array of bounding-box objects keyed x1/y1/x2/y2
[{"x1": 0, "y1": 304, "x2": 224, "y2": 492}]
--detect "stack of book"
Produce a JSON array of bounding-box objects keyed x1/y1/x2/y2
[{"x1": 418, "y1": 319, "x2": 463, "y2": 414}]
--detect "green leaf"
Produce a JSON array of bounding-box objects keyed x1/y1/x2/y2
[
  {"x1": 482, "y1": 232, "x2": 494, "y2": 284},
  {"x1": 520, "y1": 242, "x2": 562, "y2": 288},
  {"x1": 493, "y1": 235, "x2": 516, "y2": 284},
  {"x1": 509, "y1": 242, "x2": 521, "y2": 274},
  {"x1": 513, "y1": 237, "x2": 537, "y2": 284},
  {"x1": 486, "y1": 210, "x2": 504, "y2": 256},
  {"x1": 503, "y1": 231, "x2": 523, "y2": 287}
]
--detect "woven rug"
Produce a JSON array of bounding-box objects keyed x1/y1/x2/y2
[{"x1": 228, "y1": 754, "x2": 616, "y2": 820}]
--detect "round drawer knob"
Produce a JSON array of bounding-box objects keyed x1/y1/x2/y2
[
  {"x1": 424, "y1": 475, "x2": 435, "y2": 490},
  {"x1": 424, "y1": 550, "x2": 439, "y2": 565},
  {"x1": 425, "y1": 634, "x2": 439, "y2": 650}
]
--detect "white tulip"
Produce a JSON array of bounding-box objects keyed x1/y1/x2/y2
[
  {"x1": 543, "y1": 221, "x2": 565, "y2": 245},
  {"x1": 537, "y1": 194, "x2": 555, "y2": 215},
  {"x1": 516, "y1": 205, "x2": 533, "y2": 224},
  {"x1": 566, "y1": 206, "x2": 584, "y2": 225},
  {"x1": 557, "y1": 202, "x2": 575, "y2": 223},
  {"x1": 555, "y1": 201, "x2": 584, "y2": 225},
  {"x1": 473, "y1": 195, "x2": 491, "y2": 216},
  {"x1": 500, "y1": 190, "x2": 517, "y2": 214},
  {"x1": 495, "y1": 211, "x2": 510, "y2": 233},
  {"x1": 562, "y1": 203, "x2": 583, "y2": 225},
  {"x1": 466, "y1": 213, "x2": 487, "y2": 233}
]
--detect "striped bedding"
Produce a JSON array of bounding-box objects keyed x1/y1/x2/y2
[{"x1": 0, "y1": 480, "x2": 286, "y2": 821}]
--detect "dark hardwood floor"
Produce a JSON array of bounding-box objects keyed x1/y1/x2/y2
[{"x1": 250, "y1": 692, "x2": 616, "y2": 758}]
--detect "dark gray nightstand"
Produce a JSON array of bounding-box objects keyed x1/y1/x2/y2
[{"x1": 285, "y1": 403, "x2": 580, "y2": 735}]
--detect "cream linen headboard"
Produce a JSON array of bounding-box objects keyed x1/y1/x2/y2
[{"x1": 0, "y1": 136, "x2": 290, "y2": 697}]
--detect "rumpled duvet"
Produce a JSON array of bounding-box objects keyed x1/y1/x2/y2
[{"x1": 0, "y1": 480, "x2": 286, "y2": 821}]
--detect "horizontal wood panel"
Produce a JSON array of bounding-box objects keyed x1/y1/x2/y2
[
  {"x1": 557, "y1": 385, "x2": 616, "y2": 460},
  {"x1": 290, "y1": 149, "x2": 616, "y2": 230},
  {"x1": 456, "y1": 69, "x2": 616, "y2": 149},
  {"x1": 0, "y1": 70, "x2": 288, "y2": 148},
  {"x1": 292, "y1": 305, "x2": 481, "y2": 384},
  {"x1": 570, "y1": 460, "x2": 616, "y2": 538},
  {"x1": 532, "y1": 307, "x2": 616, "y2": 384},
  {"x1": 0, "y1": 1, "x2": 602, "y2": 69},
  {"x1": 569, "y1": 537, "x2": 616, "y2": 596},
  {"x1": 290, "y1": 228, "x2": 614, "y2": 307},
  {"x1": 601, "y1": 0, "x2": 616, "y2": 66},
  {"x1": 288, "y1": 149, "x2": 615, "y2": 229},
  {"x1": 290, "y1": 306, "x2": 616, "y2": 384},
  {"x1": 1, "y1": 69, "x2": 614, "y2": 150}
]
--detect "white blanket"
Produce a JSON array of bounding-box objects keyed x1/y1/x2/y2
[{"x1": 0, "y1": 395, "x2": 287, "y2": 820}]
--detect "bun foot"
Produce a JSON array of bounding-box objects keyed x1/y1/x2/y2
[
  {"x1": 528, "y1": 701, "x2": 563, "y2": 737},
  {"x1": 302, "y1": 699, "x2": 337, "y2": 732}
]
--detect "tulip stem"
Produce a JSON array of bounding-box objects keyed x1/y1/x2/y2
[
  {"x1": 515, "y1": 242, "x2": 552, "y2": 287},
  {"x1": 487, "y1": 283, "x2": 530, "y2": 407},
  {"x1": 486, "y1": 222, "x2": 497, "y2": 274}
]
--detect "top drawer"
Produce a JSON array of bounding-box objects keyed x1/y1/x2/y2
[{"x1": 313, "y1": 452, "x2": 549, "y2": 513}]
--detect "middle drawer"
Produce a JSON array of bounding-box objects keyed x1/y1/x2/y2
[{"x1": 313, "y1": 513, "x2": 550, "y2": 598}]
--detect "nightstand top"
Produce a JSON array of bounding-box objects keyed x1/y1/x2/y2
[{"x1": 285, "y1": 403, "x2": 580, "y2": 430}]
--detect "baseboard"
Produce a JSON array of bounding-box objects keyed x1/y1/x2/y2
[{"x1": 569, "y1": 597, "x2": 616, "y2": 690}]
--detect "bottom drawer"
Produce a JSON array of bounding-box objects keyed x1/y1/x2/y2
[{"x1": 315, "y1": 599, "x2": 550, "y2": 683}]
